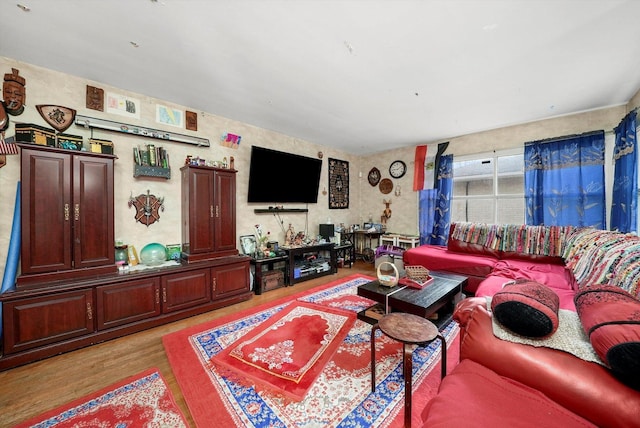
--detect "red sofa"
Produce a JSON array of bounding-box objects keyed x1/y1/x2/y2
[
  {"x1": 411, "y1": 224, "x2": 640, "y2": 426},
  {"x1": 420, "y1": 298, "x2": 640, "y2": 427}
]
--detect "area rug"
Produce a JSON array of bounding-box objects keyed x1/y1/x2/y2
[
  {"x1": 163, "y1": 274, "x2": 460, "y2": 427},
  {"x1": 14, "y1": 368, "x2": 189, "y2": 428},
  {"x1": 211, "y1": 300, "x2": 356, "y2": 401}
]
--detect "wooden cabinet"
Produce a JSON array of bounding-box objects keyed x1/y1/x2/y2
[
  {"x1": 181, "y1": 165, "x2": 238, "y2": 262},
  {"x1": 162, "y1": 268, "x2": 211, "y2": 313},
  {"x1": 96, "y1": 278, "x2": 161, "y2": 330},
  {"x1": 2, "y1": 289, "x2": 94, "y2": 354},
  {"x1": 212, "y1": 260, "x2": 250, "y2": 299},
  {"x1": 18, "y1": 144, "x2": 116, "y2": 287},
  {"x1": 0, "y1": 257, "x2": 251, "y2": 371}
]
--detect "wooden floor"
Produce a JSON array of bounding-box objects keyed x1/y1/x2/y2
[{"x1": 0, "y1": 262, "x2": 376, "y2": 427}]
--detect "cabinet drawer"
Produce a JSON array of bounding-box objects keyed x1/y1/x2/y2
[
  {"x1": 3, "y1": 289, "x2": 94, "y2": 354},
  {"x1": 161, "y1": 268, "x2": 211, "y2": 313},
  {"x1": 96, "y1": 278, "x2": 161, "y2": 330}
]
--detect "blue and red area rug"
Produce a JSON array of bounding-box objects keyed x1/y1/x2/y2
[
  {"x1": 163, "y1": 274, "x2": 460, "y2": 427},
  {"x1": 14, "y1": 368, "x2": 188, "y2": 427}
]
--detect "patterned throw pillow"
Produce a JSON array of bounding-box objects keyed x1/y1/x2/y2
[
  {"x1": 575, "y1": 285, "x2": 640, "y2": 390},
  {"x1": 490, "y1": 279, "x2": 560, "y2": 338}
]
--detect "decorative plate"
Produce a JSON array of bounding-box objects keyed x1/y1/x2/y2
[
  {"x1": 379, "y1": 178, "x2": 393, "y2": 194},
  {"x1": 368, "y1": 167, "x2": 381, "y2": 186}
]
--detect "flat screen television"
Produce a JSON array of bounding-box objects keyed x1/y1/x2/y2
[{"x1": 247, "y1": 146, "x2": 322, "y2": 203}]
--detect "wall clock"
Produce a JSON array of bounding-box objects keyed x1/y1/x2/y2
[
  {"x1": 379, "y1": 178, "x2": 393, "y2": 194},
  {"x1": 368, "y1": 167, "x2": 381, "y2": 186},
  {"x1": 389, "y1": 160, "x2": 407, "y2": 179}
]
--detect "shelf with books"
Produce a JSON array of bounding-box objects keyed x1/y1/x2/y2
[{"x1": 133, "y1": 144, "x2": 171, "y2": 179}]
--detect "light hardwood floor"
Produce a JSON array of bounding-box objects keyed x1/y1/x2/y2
[{"x1": 0, "y1": 262, "x2": 375, "y2": 427}]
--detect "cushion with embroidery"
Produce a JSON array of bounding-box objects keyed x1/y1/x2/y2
[
  {"x1": 491, "y1": 279, "x2": 560, "y2": 338},
  {"x1": 574, "y1": 285, "x2": 640, "y2": 390}
]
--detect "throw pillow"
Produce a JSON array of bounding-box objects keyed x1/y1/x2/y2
[
  {"x1": 574, "y1": 285, "x2": 640, "y2": 390},
  {"x1": 491, "y1": 279, "x2": 560, "y2": 338}
]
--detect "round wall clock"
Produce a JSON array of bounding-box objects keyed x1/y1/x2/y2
[
  {"x1": 368, "y1": 167, "x2": 381, "y2": 186},
  {"x1": 389, "y1": 160, "x2": 407, "y2": 179},
  {"x1": 379, "y1": 178, "x2": 393, "y2": 194}
]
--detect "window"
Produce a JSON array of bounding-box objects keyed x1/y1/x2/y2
[{"x1": 451, "y1": 149, "x2": 524, "y2": 224}]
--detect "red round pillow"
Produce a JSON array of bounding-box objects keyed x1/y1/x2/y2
[
  {"x1": 574, "y1": 285, "x2": 640, "y2": 390},
  {"x1": 491, "y1": 279, "x2": 560, "y2": 338}
]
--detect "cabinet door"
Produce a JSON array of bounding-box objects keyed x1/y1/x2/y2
[
  {"x1": 212, "y1": 261, "x2": 249, "y2": 299},
  {"x1": 96, "y1": 278, "x2": 161, "y2": 330},
  {"x1": 213, "y1": 170, "x2": 237, "y2": 252},
  {"x1": 182, "y1": 168, "x2": 215, "y2": 254},
  {"x1": 73, "y1": 154, "x2": 115, "y2": 269},
  {"x1": 162, "y1": 268, "x2": 211, "y2": 313},
  {"x1": 2, "y1": 289, "x2": 94, "y2": 354},
  {"x1": 20, "y1": 147, "x2": 72, "y2": 274}
]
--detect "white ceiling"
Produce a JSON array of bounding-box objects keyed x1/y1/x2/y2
[{"x1": 2, "y1": 0, "x2": 640, "y2": 155}]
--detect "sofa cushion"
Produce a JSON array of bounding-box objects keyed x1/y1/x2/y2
[
  {"x1": 574, "y1": 285, "x2": 640, "y2": 390},
  {"x1": 477, "y1": 275, "x2": 577, "y2": 311},
  {"x1": 491, "y1": 279, "x2": 560, "y2": 338},
  {"x1": 490, "y1": 259, "x2": 578, "y2": 290},
  {"x1": 421, "y1": 359, "x2": 596, "y2": 428}
]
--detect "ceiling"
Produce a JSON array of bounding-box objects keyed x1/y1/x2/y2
[{"x1": 2, "y1": 0, "x2": 640, "y2": 155}]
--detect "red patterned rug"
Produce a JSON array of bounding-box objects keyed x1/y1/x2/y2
[
  {"x1": 163, "y1": 274, "x2": 460, "y2": 427},
  {"x1": 211, "y1": 300, "x2": 356, "y2": 401},
  {"x1": 14, "y1": 368, "x2": 189, "y2": 428}
]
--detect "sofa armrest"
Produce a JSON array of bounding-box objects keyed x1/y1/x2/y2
[{"x1": 453, "y1": 298, "x2": 640, "y2": 428}]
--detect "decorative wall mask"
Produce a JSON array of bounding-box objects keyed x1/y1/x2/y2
[
  {"x1": 128, "y1": 189, "x2": 165, "y2": 227},
  {"x1": 3, "y1": 68, "x2": 26, "y2": 115}
]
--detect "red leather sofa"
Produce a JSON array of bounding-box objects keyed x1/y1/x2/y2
[{"x1": 420, "y1": 298, "x2": 640, "y2": 427}]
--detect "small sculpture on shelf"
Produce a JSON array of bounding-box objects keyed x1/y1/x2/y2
[{"x1": 381, "y1": 199, "x2": 392, "y2": 224}]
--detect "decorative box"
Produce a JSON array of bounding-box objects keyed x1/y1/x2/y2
[
  {"x1": 165, "y1": 244, "x2": 182, "y2": 261},
  {"x1": 57, "y1": 133, "x2": 83, "y2": 151},
  {"x1": 89, "y1": 138, "x2": 114, "y2": 154},
  {"x1": 261, "y1": 270, "x2": 284, "y2": 292},
  {"x1": 15, "y1": 123, "x2": 56, "y2": 147}
]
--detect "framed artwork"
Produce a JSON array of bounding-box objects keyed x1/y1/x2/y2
[
  {"x1": 240, "y1": 235, "x2": 256, "y2": 255},
  {"x1": 186, "y1": 110, "x2": 198, "y2": 131},
  {"x1": 156, "y1": 104, "x2": 184, "y2": 128},
  {"x1": 328, "y1": 158, "x2": 349, "y2": 209}
]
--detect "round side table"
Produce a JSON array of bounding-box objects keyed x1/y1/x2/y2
[{"x1": 371, "y1": 312, "x2": 446, "y2": 428}]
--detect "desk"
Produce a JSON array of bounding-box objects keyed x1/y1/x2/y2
[{"x1": 355, "y1": 230, "x2": 384, "y2": 263}]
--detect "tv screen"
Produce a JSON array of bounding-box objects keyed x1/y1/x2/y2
[{"x1": 247, "y1": 146, "x2": 322, "y2": 203}]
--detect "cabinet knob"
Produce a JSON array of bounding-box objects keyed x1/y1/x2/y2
[
  {"x1": 216, "y1": 205, "x2": 220, "y2": 218},
  {"x1": 212, "y1": 277, "x2": 216, "y2": 292},
  {"x1": 64, "y1": 203, "x2": 70, "y2": 221},
  {"x1": 155, "y1": 288, "x2": 160, "y2": 304},
  {"x1": 162, "y1": 287, "x2": 167, "y2": 303},
  {"x1": 74, "y1": 204, "x2": 80, "y2": 221},
  {"x1": 86, "y1": 302, "x2": 93, "y2": 320},
  {"x1": 210, "y1": 205, "x2": 214, "y2": 218}
]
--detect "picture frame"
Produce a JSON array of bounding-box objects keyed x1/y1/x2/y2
[{"x1": 240, "y1": 235, "x2": 256, "y2": 255}]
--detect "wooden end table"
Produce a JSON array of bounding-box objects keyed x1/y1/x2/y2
[{"x1": 371, "y1": 312, "x2": 446, "y2": 428}]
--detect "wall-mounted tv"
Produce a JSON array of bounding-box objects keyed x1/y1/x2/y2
[{"x1": 247, "y1": 146, "x2": 322, "y2": 203}]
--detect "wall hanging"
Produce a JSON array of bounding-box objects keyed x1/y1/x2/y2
[
  {"x1": 128, "y1": 189, "x2": 165, "y2": 227},
  {"x1": 3, "y1": 68, "x2": 26, "y2": 116},
  {"x1": 328, "y1": 158, "x2": 349, "y2": 209}
]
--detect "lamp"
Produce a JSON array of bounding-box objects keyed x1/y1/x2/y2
[{"x1": 0, "y1": 135, "x2": 19, "y2": 168}]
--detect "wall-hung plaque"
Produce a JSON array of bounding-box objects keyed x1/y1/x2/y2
[
  {"x1": 368, "y1": 167, "x2": 381, "y2": 186},
  {"x1": 86, "y1": 85, "x2": 104, "y2": 111},
  {"x1": 186, "y1": 110, "x2": 197, "y2": 131},
  {"x1": 128, "y1": 189, "x2": 165, "y2": 227}
]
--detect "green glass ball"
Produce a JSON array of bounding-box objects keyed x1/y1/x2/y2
[{"x1": 140, "y1": 242, "x2": 167, "y2": 265}]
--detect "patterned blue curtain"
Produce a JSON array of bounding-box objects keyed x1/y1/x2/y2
[
  {"x1": 611, "y1": 110, "x2": 637, "y2": 233},
  {"x1": 419, "y1": 154, "x2": 453, "y2": 245},
  {"x1": 524, "y1": 131, "x2": 605, "y2": 228}
]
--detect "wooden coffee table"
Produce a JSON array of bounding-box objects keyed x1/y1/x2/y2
[{"x1": 357, "y1": 271, "x2": 468, "y2": 323}]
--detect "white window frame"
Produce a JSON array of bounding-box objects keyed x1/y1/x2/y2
[{"x1": 451, "y1": 148, "x2": 524, "y2": 224}]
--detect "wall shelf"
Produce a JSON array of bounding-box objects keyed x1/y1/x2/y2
[
  {"x1": 75, "y1": 115, "x2": 210, "y2": 147},
  {"x1": 254, "y1": 208, "x2": 309, "y2": 214},
  {"x1": 134, "y1": 165, "x2": 171, "y2": 179}
]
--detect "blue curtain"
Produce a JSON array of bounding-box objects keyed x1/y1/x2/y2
[
  {"x1": 524, "y1": 131, "x2": 605, "y2": 228},
  {"x1": 611, "y1": 110, "x2": 637, "y2": 233},
  {"x1": 419, "y1": 154, "x2": 453, "y2": 245}
]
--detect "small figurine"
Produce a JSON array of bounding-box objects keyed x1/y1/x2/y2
[{"x1": 381, "y1": 199, "x2": 392, "y2": 224}]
